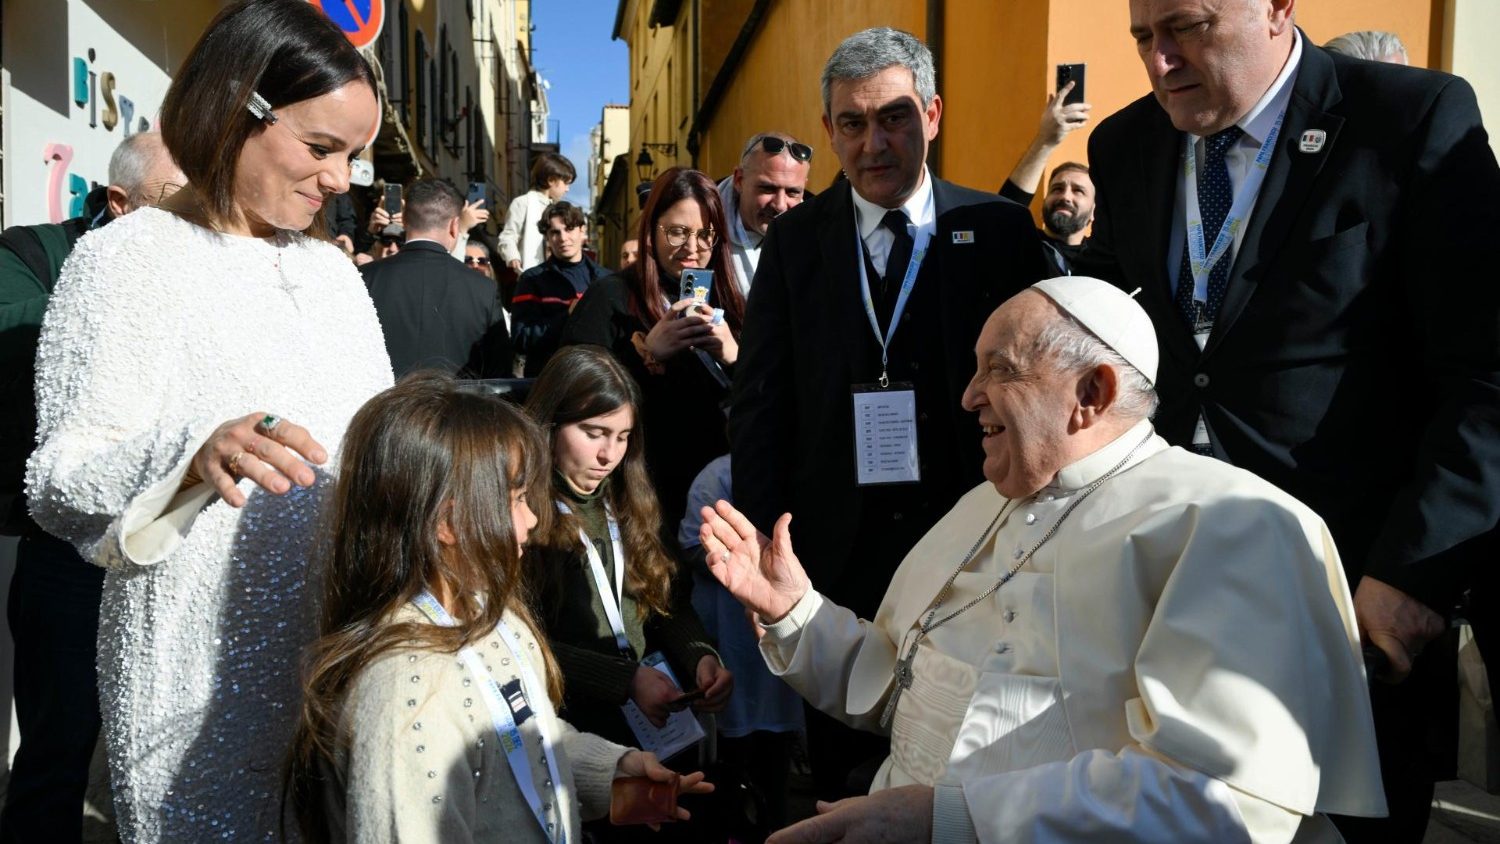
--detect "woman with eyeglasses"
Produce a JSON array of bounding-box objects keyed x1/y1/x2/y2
[
  {"x1": 23, "y1": 1, "x2": 391, "y2": 839},
  {"x1": 561, "y1": 167, "x2": 746, "y2": 538}
]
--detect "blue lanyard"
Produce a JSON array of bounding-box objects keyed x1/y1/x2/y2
[
  {"x1": 855, "y1": 214, "x2": 931, "y2": 388},
  {"x1": 555, "y1": 500, "x2": 631, "y2": 655},
  {"x1": 1182, "y1": 107, "x2": 1285, "y2": 305},
  {"x1": 410, "y1": 591, "x2": 568, "y2": 844}
]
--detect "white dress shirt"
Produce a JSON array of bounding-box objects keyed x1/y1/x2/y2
[{"x1": 851, "y1": 167, "x2": 936, "y2": 278}]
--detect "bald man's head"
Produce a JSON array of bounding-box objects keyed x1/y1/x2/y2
[{"x1": 107, "y1": 132, "x2": 184, "y2": 218}]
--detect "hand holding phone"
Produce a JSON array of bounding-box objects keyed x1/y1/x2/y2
[
  {"x1": 466, "y1": 181, "x2": 487, "y2": 208},
  {"x1": 383, "y1": 183, "x2": 403, "y2": 216},
  {"x1": 665, "y1": 688, "x2": 704, "y2": 712},
  {"x1": 679, "y1": 269, "x2": 713, "y2": 318},
  {"x1": 1056, "y1": 63, "x2": 1086, "y2": 105}
]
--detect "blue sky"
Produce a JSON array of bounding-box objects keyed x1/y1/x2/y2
[{"x1": 531, "y1": 0, "x2": 629, "y2": 210}]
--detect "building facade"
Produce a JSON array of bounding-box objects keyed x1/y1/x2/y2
[
  {"x1": 0, "y1": 0, "x2": 219, "y2": 227},
  {"x1": 0, "y1": 0, "x2": 549, "y2": 231},
  {"x1": 590, "y1": 102, "x2": 629, "y2": 267},
  {"x1": 606, "y1": 0, "x2": 1498, "y2": 229},
  {"x1": 365, "y1": 0, "x2": 548, "y2": 235}
]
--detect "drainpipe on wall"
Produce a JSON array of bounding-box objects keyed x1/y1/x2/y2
[
  {"x1": 926, "y1": 0, "x2": 944, "y2": 177},
  {"x1": 691, "y1": 0, "x2": 700, "y2": 169},
  {"x1": 686, "y1": 0, "x2": 771, "y2": 164}
]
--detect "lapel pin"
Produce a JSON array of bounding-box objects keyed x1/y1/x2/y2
[
  {"x1": 952, "y1": 230, "x2": 974, "y2": 244},
  {"x1": 1298, "y1": 129, "x2": 1326, "y2": 153}
]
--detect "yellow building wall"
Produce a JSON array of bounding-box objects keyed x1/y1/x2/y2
[
  {"x1": 941, "y1": 0, "x2": 1445, "y2": 222},
  {"x1": 626, "y1": 0, "x2": 689, "y2": 177},
  {"x1": 1444, "y1": 0, "x2": 1500, "y2": 159},
  {"x1": 696, "y1": 2, "x2": 926, "y2": 188},
  {"x1": 937, "y1": 1, "x2": 1051, "y2": 192},
  {"x1": 637, "y1": 0, "x2": 1460, "y2": 226}
]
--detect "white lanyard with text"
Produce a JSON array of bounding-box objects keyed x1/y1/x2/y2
[
  {"x1": 1182, "y1": 107, "x2": 1285, "y2": 305},
  {"x1": 855, "y1": 219, "x2": 931, "y2": 387},
  {"x1": 555, "y1": 500, "x2": 631, "y2": 655},
  {"x1": 410, "y1": 591, "x2": 568, "y2": 844}
]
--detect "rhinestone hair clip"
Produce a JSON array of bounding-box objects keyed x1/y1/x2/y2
[{"x1": 246, "y1": 91, "x2": 279, "y2": 125}]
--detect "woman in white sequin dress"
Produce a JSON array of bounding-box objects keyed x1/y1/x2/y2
[{"x1": 24, "y1": 2, "x2": 391, "y2": 840}]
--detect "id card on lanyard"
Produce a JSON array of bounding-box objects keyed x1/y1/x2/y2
[
  {"x1": 554, "y1": 501, "x2": 705, "y2": 758},
  {"x1": 852, "y1": 218, "x2": 930, "y2": 487},
  {"x1": 410, "y1": 591, "x2": 568, "y2": 844}
]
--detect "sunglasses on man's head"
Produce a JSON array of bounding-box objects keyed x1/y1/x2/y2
[
  {"x1": 464, "y1": 256, "x2": 491, "y2": 267},
  {"x1": 752, "y1": 136, "x2": 813, "y2": 162}
]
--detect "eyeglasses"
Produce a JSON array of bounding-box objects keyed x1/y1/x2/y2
[
  {"x1": 378, "y1": 236, "x2": 403, "y2": 247},
  {"x1": 658, "y1": 225, "x2": 717, "y2": 249},
  {"x1": 748, "y1": 136, "x2": 813, "y2": 163},
  {"x1": 464, "y1": 256, "x2": 491, "y2": 266}
]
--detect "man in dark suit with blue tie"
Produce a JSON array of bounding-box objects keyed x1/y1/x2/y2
[
  {"x1": 362, "y1": 179, "x2": 513, "y2": 379},
  {"x1": 730, "y1": 26, "x2": 1049, "y2": 801},
  {"x1": 1082, "y1": 1, "x2": 1500, "y2": 839}
]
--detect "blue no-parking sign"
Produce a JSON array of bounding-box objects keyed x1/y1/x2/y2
[{"x1": 308, "y1": 0, "x2": 385, "y2": 50}]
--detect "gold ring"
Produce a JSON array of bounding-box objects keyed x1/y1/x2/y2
[{"x1": 227, "y1": 451, "x2": 246, "y2": 478}]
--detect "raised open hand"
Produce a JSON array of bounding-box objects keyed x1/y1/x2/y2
[{"x1": 698, "y1": 501, "x2": 810, "y2": 623}]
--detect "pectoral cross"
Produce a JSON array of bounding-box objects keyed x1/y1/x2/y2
[{"x1": 880, "y1": 636, "x2": 922, "y2": 729}]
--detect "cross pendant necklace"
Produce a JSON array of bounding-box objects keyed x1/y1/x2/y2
[
  {"x1": 878, "y1": 430, "x2": 1154, "y2": 729},
  {"x1": 878, "y1": 505, "x2": 1007, "y2": 730}
]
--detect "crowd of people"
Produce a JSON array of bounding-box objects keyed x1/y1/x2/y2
[{"x1": 0, "y1": 0, "x2": 1495, "y2": 842}]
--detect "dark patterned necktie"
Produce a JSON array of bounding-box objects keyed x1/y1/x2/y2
[
  {"x1": 1176, "y1": 125, "x2": 1245, "y2": 330},
  {"x1": 881, "y1": 209, "x2": 913, "y2": 291}
]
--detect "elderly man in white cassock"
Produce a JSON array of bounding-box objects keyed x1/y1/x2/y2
[{"x1": 699, "y1": 276, "x2": 1387, "y2": 843}]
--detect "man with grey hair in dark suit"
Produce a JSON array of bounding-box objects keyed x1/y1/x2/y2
[
  {"x1": 1080, "y1": 1, "x2": 1500, "y2": 839},
  {"x1": 730, "y1": 26, "x2": 1049, "y2": 803}
]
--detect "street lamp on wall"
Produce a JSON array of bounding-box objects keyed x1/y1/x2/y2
[{"x1": 634, "y1": 142, "x2": 678, "y2": 184}]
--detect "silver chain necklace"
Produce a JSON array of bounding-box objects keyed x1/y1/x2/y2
[{"x1": 879, "y1": 430, "x2": 1155, "y2": 728}]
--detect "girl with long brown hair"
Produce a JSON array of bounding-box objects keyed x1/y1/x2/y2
[
  {"x1": 559, "y1": 167, "x2": 745, "y2": 522},
  {"x1": 524, "y1": 347, "x2": 734, "y2": 839},
  {"x1": 285, "y1": 373, "x2": 704, "y2": 842}
]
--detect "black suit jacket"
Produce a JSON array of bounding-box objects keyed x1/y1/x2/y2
[
  {"x1": 1083, "y1": 38, "x2": 1500, "y2": 609},
  {"x1": 731, "y1": 177, "x2": 1049, "y2": 610},
  {"x1": 361, "y1": 240, "x2": 513, "y2": 379}
]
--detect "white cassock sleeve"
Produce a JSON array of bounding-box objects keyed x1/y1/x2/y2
[
  {"x1": 762, "y1": 485, "x2": 1374, "y2": 844},
  {"x1": 939, "y1": 746, "x2": 1319, "y2": 844},
  {"x1": 763, "y1": 593, "x2": 1309, "y2": 843},
  {"x1": 937, "y1": 492, "x2": 1374, "y2": 844},
  {"x1": 759, "y1": 589, "x2": 892, "y2": 735}
]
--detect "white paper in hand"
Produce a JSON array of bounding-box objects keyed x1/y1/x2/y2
[{"x1": 620, "y1": 651, "x2": 705, "y2": 761}]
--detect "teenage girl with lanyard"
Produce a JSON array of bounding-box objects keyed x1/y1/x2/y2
[
  {"x1": 284, "y1": 373, "x2": 707, "y2": 842},
  {"x1": 524, "y1": 346, "x2": 735, "y2": 841}
]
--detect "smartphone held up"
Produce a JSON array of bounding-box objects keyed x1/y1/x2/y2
[{"x1": 1057, "y1": 62, "x2": 1086, "y2": 104}]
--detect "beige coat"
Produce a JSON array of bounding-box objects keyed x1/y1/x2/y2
[{"x1": 762, "y1": 422, "x2": 1385, "y2": 843}]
